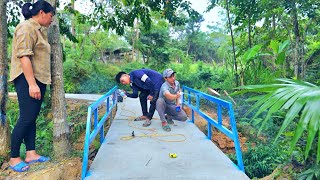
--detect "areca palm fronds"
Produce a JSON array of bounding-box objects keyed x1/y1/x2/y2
[{"x1": 235, "y1": 78, "x2": 320, "y2": 163}]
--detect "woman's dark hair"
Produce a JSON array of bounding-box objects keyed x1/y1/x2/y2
[{"x1": 22, "y1": 0, "x2": 55, "y2": 20}]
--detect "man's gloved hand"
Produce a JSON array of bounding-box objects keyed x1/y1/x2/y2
[
  {"x1": 148, "y1": 90, "x2": 159, "y2": 102},
  {"x1": 147, "y1": 95, "x2": 153, "y2": 101}
]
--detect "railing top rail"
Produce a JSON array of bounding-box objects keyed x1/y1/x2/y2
[
  {"x1": 182, "y1": 86, "x2": 231, "y2": 108},
  {"x1": 89, "y1": 86, "x2": 118, "y2": 110}
]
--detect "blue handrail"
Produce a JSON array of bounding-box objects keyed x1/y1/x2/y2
[
  {"x1": 81, "y1": 86, "x2": 118, "y2": 180},
  {"x1": 182, "y1": 86, "x2": 245, "y2": 172}
]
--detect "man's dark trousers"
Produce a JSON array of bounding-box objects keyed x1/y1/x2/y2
[{"x1": 139, "y1": 89, "x2": 159, "y2": 120}]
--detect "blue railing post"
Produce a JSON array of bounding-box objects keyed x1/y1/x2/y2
[
  {"x1": 182, "y1": 89, "x2": 185, "y2": 106},
  {"x1": 228, "y1": 104, "x2": 244, "y2": 171},
  {"x1": 207, "y1": 123, "x2": 212, "y2": 139},
  {"x1": 107, "y1": 97, "x2": 110, "y2": 112},
  {"x1": 94, "y1": 109, "x2": 98, "y2": 128},
  {"x1": 191, "y1": 110, "x2": 195, "y2": 123},
  {"x1": 110, "y1": 95, "x2": 114, "y2": 122},
  {"x1": 217, "y1": 105, "x2": 222, "y2": 126},
  {"x1": 196, "y1": 94, "x2": 200, "y2": 110}
]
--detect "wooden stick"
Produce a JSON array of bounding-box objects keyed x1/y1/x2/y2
[
  {"x1": 208, "y1": 87, "x2": 221, "y2": 97},
  {"x1": 224, "y1": 90, "x2": 237, "y2": 105}
]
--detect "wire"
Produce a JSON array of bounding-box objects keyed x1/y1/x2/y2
[
  {"x1": 117, "y1": 102, "x2": 187, "y2": 142},
  {"x1": 120, "y1": 133, "x2": 186, "y2": 142}
]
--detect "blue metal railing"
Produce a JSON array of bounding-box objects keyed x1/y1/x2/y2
[
  {"x1": 81, "y1": 86, "x2": 118, "y2": 180},
  {"x1": 182, "y1": 86, "x2": 245, "y2": 172}
]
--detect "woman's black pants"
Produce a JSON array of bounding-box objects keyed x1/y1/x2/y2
[{"x1": 11, "y1": 74, "x2": 46, "y2": 158}]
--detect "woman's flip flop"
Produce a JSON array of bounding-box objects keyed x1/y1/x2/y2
[{"x1": 9, "y1": 161, "x2": 30, "y2": 172}]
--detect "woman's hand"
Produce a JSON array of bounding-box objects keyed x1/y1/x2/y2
[{"x1": 29, "y1": 84, "x2": 41, "y2": 100}]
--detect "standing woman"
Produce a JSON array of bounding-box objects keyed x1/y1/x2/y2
[{"x1": 8, "y1": 0, "x2": 54, "y2": 172}]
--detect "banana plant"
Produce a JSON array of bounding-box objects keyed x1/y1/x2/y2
[
  {"x1": 235, "y1": 78, "x2": 320, "y2": 163},
  {"x1": 238, "y1": 44, "x2": 263, "y2": 85},
  {"x1": 261, "y1": 40, "x2": 290, "y2": 76},
  {"x1": 268, "y1": 40, "x2": 290, "y2": 65}
]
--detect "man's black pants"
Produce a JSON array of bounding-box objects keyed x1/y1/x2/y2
[
  {"x1": 139, "y1": 89, "x2": 159, "y2": 120},
  {"x1": 11, "y1": 74, "x2": 46, "y2": 158}
]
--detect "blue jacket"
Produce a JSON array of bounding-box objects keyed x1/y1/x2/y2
[{"x1": 126, "y1": 69, "x2": 164, "y2": 98}]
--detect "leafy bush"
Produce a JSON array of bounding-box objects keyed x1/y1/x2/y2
[
  {"x1": 237, "y1": 143, "x2": 289, "y2": 178},
  {"x1": 63, "y1": 60, "x2": 91, "y2": 93},
  {"x1": 119, "y1": 61, "x2": 147, "y2": 73},
  {"x1": 78, "y1": 72, "x2": 115, "y2": 93},
  {"x1": 299, "y1": 164, "x2": 320, "y2": 180},
  {"x1": 64, "y1": 60, "x2": 121, "y2": 93},
  {"x1": 176, "y1": 61, "x2": 234, "y2": 91},
  {"x1": 0, "y1": 156, "x2": 4, "y2": 168},
  {"x1": 235, "y1": 79, "x2": 320, "y2": 163}
]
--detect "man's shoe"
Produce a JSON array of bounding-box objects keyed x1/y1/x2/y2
[
  {"x1": 165, "y1": 114, "x2": 174, "y2": 125},
  {"x1": 134, "y1": 116, "x2": 148, "y2": 121},
  {"x1": 162, "y1": 122, "x2": 171, "y2": 132},
  {"x1": 142, "y1": 119, "x2": 151, "y2": 127},
  {"x1": 166, "y1": 119, "x2": 174, "y2": 125}
]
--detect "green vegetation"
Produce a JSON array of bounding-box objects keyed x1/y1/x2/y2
[
  {"x1": 239, "y1": 143, "x2": 288, "y2": 178},
  {"x1": 235, "y1": 79, "x2": 320, "y2": 163}
]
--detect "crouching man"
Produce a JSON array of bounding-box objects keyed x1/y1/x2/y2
[
  {"x1": 115, "y1": 69, "x2": 163, "y2": 127},
  {"x1": 156, "y1": 68, "x2": 188, "y2": 132}
]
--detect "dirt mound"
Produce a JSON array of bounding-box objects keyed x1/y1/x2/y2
[{"x1": 1, "y1": 158, "x2": 82, "y2": 180}]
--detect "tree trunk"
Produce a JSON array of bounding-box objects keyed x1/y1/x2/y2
[
  {"x1": 135, "y1": 20, "x2": 140, "y2": 62},
  {"x1": 71, "y1": 0, "x2": 75, "y2": 36},
  {"x1": 132, "y1": 41, "x2": 135, "y2": 61},
  {"x1": 0, "y1": 0, "x2": 10, "y2": 157},
  {"x1": 225, "y1": 0, "x2": 239, "y2": 86},
  {"x1": 272, "y1": 14, "x2": 276, "y2": 33},
  {"x1": 48, "y1": 0, "x2": 70, "y2": 158},
  {"x1": 71, "y1": 0, "x2": 76, "y2": 49},
  {"x1": 131, "y1": 18, "x2": 138, "y2": 61},
  {"x1": 291, "y1": 1, "x2": 302, "y2": 79},
  {"x1": 248, "y1": 18, "x2": 252, "y2": 48}
]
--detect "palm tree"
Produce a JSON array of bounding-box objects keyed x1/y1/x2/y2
[{"x1": 236, "y1": 78, "x2": 320, "y2": 163}]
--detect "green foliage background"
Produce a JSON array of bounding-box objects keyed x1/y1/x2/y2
[{"x1": 3, "y1": 0, "x2": 320, "y2": 179}]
